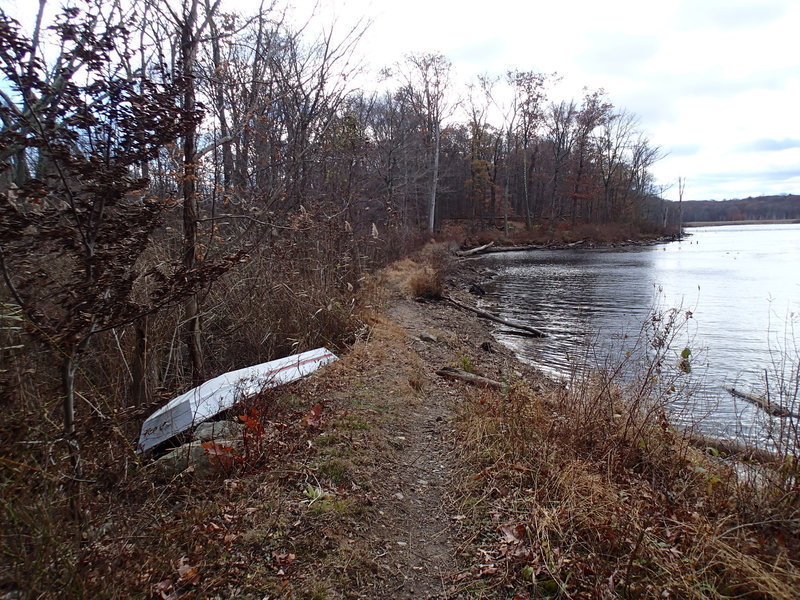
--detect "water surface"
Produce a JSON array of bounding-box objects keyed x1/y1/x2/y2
[{"x1": 479, "y1": 224, "x2": 800, "y2": 441}]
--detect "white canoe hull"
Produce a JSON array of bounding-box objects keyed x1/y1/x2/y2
[{"x1": 138, "y1": 347, "x2": 338, "y2": 452}]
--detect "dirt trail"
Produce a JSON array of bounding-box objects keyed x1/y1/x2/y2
[
  {"x1": 373, "y1": 379, "x2": 455, "y2": 598},
  {"x1": 359, "y1": 285, "x2": 520, "y2": 599}
]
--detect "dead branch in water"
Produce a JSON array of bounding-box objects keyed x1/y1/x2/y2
[
  {"x1": 445, "y1": 295, "x2": 547, "y2": 337},
  {"x1": 682, "y1": 431, "x2": 779, "y2": 464},
  {"x1": 724, "y1": 386, "x2": 798, "y2": 418}
]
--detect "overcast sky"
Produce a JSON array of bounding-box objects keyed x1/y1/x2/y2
[{"x1": 304, "y1": 0, "x2": 800, "y2": 201}]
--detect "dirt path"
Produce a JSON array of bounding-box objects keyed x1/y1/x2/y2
[
  {"x1": 356, "y1": 284, "x2": 521, "y2": 599},
  {"x1": 372, "y1": 378, "x2": 455, "y2": 599}
]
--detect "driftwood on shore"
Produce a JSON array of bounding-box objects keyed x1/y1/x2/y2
[
  {"x1": 476, "y1": 243, "x2": 546, "y2": 254},
  {"x1": 724, "y1": 386, "x2": 798, "y2": 418},
  {"x1": 445, "y1": 295, "x2": 547, "y2": 338},
  {"x1": 456, "y1": 243, "x2": 544, "y2": 257},
  {"x1": 435, "y1": 367, "x2": 504, "y2": 390},
  {"x1": 455, "y1": 241, "x2": 494, "y2": 257},
  {"x1": 495, "y1": 328, "x2": 544, "y2": 338},
  {"x1": 455, "y1": 239, "x2": 587, "y2": 257},
  {"x1": 682, "y1": 431, "x2": 779, "y2": 464}
]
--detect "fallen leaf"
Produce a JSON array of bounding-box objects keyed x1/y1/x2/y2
[
  {"x1": 302, "y1": 403, "x2": 323, "y2": 428},
  {"x1": 154, "y1": 578, "x2": 174, "y2": 599},
  {"x1": 499, "y1": 523, "x2": 526, "y2": 545},
  {"x1": 177, "y1": 563, "x2": 200, "y2": 585}
]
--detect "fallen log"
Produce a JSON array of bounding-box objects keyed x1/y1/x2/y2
[
  {"x1": 724, "y1": 386, "x2": 798, "y2": 418},
  {"x1": 495, "y1": 328, "x2": 545, "y2": 338},
  {"x1": 682, "y1": 431, "x2": 779, "y2": 464},
  {"x1": 445, "y1": 295, "x2": 547, "y2": 338},
  {"x1": 477, "y1": 243, "x2": 545, "y2": 254},
  {"x1": 436, "y1": 367, "x2": 504, "y2": 390},
  {"x1": 456, "y1": 241, "x2": 494, "y2": 257},
  {"x1": 455, "y1": 242, "x2": 546, "y2": 257}
]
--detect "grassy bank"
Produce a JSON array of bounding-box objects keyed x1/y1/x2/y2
[{"x1": 451, "y1": 351, "x2": 800, "y2": 598}]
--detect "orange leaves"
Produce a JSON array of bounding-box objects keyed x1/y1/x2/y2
[
  {"x1": 302, "y1": 403, "x2": 323, "y2": 428},
  {"x1": 239, "y1": 407, "x2": 264, "y2": 439},
  {"x1": 200, "y1": 441, "x2": 237, "y2": 470},
  {"x1": 154, "y1": 557, "x2": 201, "y2": 599}
]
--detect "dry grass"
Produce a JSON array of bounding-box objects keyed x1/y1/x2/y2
[
  {"x1": 380, "y1": 242, "x2": 451, "y2": 301},
  {"x1": 0, "y1": 204, "x2": 395, "y2": 599},
  {"x1": 0, "y1": 272, "x2": 428, "y2": 599},
  {"x1": 409, "y1": 267, "x2": 444, "y2": 300},
  {"x1": 457, "y1": 220, "x2": 668, "y2": 248},
  {"x1": 451, "y1": 358, "x2": 800, "y2": 599}
]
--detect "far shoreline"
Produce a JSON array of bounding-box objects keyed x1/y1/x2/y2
[{"x1": 684, "y1": 218, "x2": 800, "y2": 227}]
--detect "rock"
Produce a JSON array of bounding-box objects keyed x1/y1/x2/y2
[
  {"x1": 194, "y1": 420, "x2": 244, "y2": 442},
  {"x1": 468, "y1": 282, "x2": 486, "y2": 296},
  {"x1": 152, "y1": 438, "x2": 242, "y2": 479},
  {"x1": 418, "y1": 332, "x2": 438, "y2": 343}
]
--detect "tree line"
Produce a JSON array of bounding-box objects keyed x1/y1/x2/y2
[{"x1": 679, "y1": 195, "x2": 800, "y2": 223}]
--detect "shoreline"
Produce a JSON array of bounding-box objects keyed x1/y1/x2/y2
[
  {"x1": 455, "y1": 233, "x2": 678, "y2": 257},
  {"x1": 448, "y1": 248, "x2": 783, "y2": 462},
  {"x1": 685, "y1": 218, "x2": 800, "y2": 227}
]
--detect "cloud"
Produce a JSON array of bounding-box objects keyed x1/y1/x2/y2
[
  {"x1": 576, "y1": 33, "x2": 661, "y2": 76},
  {"x1": 613, "y1": 86, "x2": 682, "y2": 126},
  {"x1": 666, "y1": 144, "x2": 702, "y2": 157},
  {"x1": 674, "y1": 0, "x2": 789, "y2": 30},
  {"x1": 694, "y1": 169, "x2": 800, "y2": 184},
  {"x1": 738, "y1": 138, "x2": 800, "y2": 152},
  {"x1": 449, "y1": 37, "x2": 507, "y2": 71},
  {"x1": 679, "y1": 70, "x2": 792, "y2": 97},
  {"x1": 684, "y1": 166, "x2": 800, "y2": 198}
]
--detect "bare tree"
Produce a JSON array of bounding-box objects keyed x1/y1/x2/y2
[
  {"x1": 507, "y1": 70, "x2": 549, "y2": 229},
  {"x1": 0, "y1": 4, "x2": 223, "y2": 486},
  {"x1": 398, "y1": 52, "x2": 453, "y2": 233},
  {"x1": 546, "y1": 100, "x2": 577, "y2": 220}
]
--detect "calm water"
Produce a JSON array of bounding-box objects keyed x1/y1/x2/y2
[{"x1": 479, "y1": 223, "x2": 800, "y2": 441}]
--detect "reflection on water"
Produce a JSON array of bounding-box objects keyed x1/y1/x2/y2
[{"x1": 479, "y1": 224, "x2": 800, "y2": 442}]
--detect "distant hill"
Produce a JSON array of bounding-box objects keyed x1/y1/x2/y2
[{"x1": 676, "y1": 195, "x2": 800, "y2": 223}]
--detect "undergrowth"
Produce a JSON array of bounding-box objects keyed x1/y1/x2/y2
[{"x1": 451, "y1": 309, "x2": 800, "y2": 599}]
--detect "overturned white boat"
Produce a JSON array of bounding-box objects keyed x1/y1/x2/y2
[{"x1": 137, "y1": 347, "x2": 338, "y2": 452}]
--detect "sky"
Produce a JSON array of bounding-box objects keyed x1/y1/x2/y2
[
  {"x1": 300, "y1": 0, "x2": 800, "y2": 201},
  {"x1": 2, "y1": 0, "x2": 797, "y2": 201}
]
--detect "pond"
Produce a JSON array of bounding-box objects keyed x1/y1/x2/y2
[{"x1": 479, "y1": 223, "x2": 800, "y2": 442}]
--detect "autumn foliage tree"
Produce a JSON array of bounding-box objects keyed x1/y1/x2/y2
[{"x1": 0, "y1": 6, "x2": 240, "y2": 451}]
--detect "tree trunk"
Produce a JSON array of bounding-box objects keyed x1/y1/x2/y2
[
  {"x1": 181, "y1": 0, "x2": 205, "y2": 385},
  {"x1": 61, "y1": 349, "x2": 83, "y2": 521},
  {"x1": 428, "y1": 122, "x2": 440, "y2": 234},
  {"x1": 130, "y1": 316, "x2": 151, "y2": 406},
  {"x1": 209, "y1": 21, "x2": 233, "y2": 192}
]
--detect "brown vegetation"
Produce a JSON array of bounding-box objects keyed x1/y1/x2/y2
[{"x1": 451, "y1": 314, "x2": 800, "y2": 599}]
